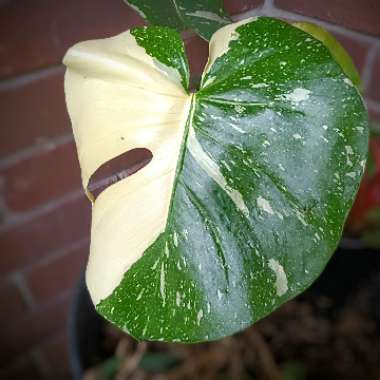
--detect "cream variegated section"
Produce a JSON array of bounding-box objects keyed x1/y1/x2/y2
[
  {"x1": 63, "y1": 30, "x2": 191, "y2": 304},
  {"x1": 187, "y1": 127, "x2": 250, "y2": 218},
  {"x1": 63, "y1": 30, "x2": 187, "y2": 193}
]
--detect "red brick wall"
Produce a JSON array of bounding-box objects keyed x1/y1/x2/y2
[{"x1": 0, "y1": 1, "x2": 379, "y2": 379}]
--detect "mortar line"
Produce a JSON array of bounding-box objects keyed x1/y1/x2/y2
[
  {"x1": 361, "y1": 44, "x2": 379, "y2": 92},
  {"x1": 11, "y1": 271, "x2": 36, "y2": 309},
  {"x1": 0, "y1": 133, "x2": 74, "y2": 170},
  {"x1": 0, "y1": 187, "x2": 85, "y2": 233},
  {"x1": 0, "y1": 64, "x2": 64, "y2": 91},
  {"x1": 21, "y1": 236, "x2": 89, "y2": 275}
]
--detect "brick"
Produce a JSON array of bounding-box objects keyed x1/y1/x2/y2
[
  {"x1": 0, "y1": 0, "x2": 145, "y2": 79},
  {"x1": 0, "y1": 69, "x2": 69, "y2": 159},
  {"x1": 274, "y1": 0, "x2": 380, "y2": 36},
  {"x1": 41, "y1": 332, "x2": 71, "y2": 378},
  {"x1": 0, "y1": 195, "x2": 91, "y2": 276},
  {"x1": 0, "y1": 294, "x2": 70, "y2": 367},
  {"x1": 0, "y1": 179, "x2": 6, "y2": 224},
  {"x1": 369, "y1": 106, "x2": 380, "y2": 124},
  {"x1": 224, "y1": 0, "x2": 264, "y2": 15},
  {"x1": 368, "y1": 51, "x2": 380, "y2": 103},
  {"x1": 1, "y1": 140, "x2": 81, "y2": 212},
  {"x1": 0, "y1": 356, "x2": 42, "y2": 380},
  {"x1": 26, "y1": 242, "x2": 88, "y2": 304},
  {"x1": 0, "y1": 282, "x2": 29, "y2": 325},
  {"x1": 330, "y1": 33, "x2": 370, "y2": 75}
]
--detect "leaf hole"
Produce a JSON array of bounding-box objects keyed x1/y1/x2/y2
[{"x1": 88, "y1": 148, "x2": 152, "y2": 200}]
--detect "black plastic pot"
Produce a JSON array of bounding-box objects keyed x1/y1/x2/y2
[
  {"x1": 68, "y1": 271, "x2": 106, "y2": 380},
  {"x1": 68, "y1": 247, "x2": 380, "y2": 380}
]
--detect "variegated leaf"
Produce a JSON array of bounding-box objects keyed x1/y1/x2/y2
[{"x1": 63, "y1": 17, "x2": 368, "y2": 343}]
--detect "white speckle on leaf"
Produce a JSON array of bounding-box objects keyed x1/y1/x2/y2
[
  {"x1": 257, "y1": 196, "x2": 274, "y2": 215},
  {"x1": 173, "y1": 231, "x2": 178, "y2": 247},
  {"x1": 217, "y1": 289, "x2": 223, "y2": 300},
  {"x1": 346, "y1": 172, "x2": 356, "y2": 178},
  {"x1": 241, "y1": 75, "x2": 252, "y2": 80},
  {"x1": 176, "y1": 291, "x2": 181, "y2": 307},
  {"x1": 345, "y1": 145, "x2": 354, "y2": 167},
  {"x1": 293, "y1": 133, "x2": 302, "y2": 140},
  {"x1": 268, "y1": 259, "x2": 288, "y2": 297},
  {"x1": 197, "y1": 309, "x2": 204, "y2": 325},
  {"x1": 164, "y1": 242, "x2": 169, "y2": 258},
  {"x1": 152, "y1": 258, "x2": 160, "y2": 270},
  {"x1": 356, "y1": 127, "x2": 364, "y2": 133},
  {"x1": 229, "y1": 123, "x2": 245, "y2": 134},
  {"x1": 251, "y1": 82, "x2": 268, "y2": 88},
  {"x1": 234, "y1": 105, "x2": 245, "y2": 114},
  {"x1": 221, "y1": 160, "x2": 232, "y2": 171},
  {"x1": 136, "y1": 288, "x2": 145, "y2": 300},
  {"x1": 283, "y1": 88, "x2": 311, "y2": 104},
  {"x1": 343, "y1": 78, "x2": 353, "y2": 87},
  {"x1": 295, "y1": 210, "x2": 308, "y2": 226},
  {"x1": 160, "y1": 263, "x2": 166, "y2": 305},
  {"x1": 322, "y1": 125, "x2": 328, "y2": 130}
]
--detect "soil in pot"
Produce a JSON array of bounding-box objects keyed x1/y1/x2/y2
[{"x1": 74, "y1": 249, "x2": 380, "y2": 380}]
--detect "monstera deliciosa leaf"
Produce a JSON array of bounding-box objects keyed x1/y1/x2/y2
[
  {"x1": 63, "y1": 17, "x2": 368, "y2": 343},
  {"x1": 124, "y1": 0, "x2": 231, "y2": 40}
]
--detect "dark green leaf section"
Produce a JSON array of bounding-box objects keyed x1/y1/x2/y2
[
  {"x1": 97, "y1": 18, "x2": 368, "y2": 343},
  {"x1": 293, "y1": 22, "x2": 362, "y2": 91},
  {"x1": 131, "y1": 26, "x2": 189, "y2": 89},
  {"x1": 125, "y1": 0, "x2": 231, "y2": 40}
]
